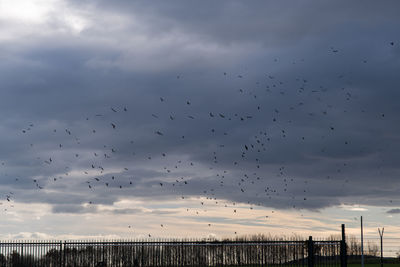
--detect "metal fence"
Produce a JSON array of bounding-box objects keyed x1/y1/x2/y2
[
  {"x1": 0, "y1": 241, "x2": 62, "y2": 267},
  {"x1": 0, "y1": 238, "x2": 345, "y2": 267}
]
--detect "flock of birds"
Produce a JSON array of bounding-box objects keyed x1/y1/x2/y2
[{"x1": 0, "y1": 42, "x2": 396, "y2": 237}]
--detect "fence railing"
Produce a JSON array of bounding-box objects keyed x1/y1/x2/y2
[
  {"x1": 0, "y1": 238, "x2": 345, "y2": 267},
  {"x1": 0, "y1": 224, "x2": 348, "y2": 267}
]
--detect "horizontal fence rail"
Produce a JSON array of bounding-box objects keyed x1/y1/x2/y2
[{"x1": 0, "y1": 239, "x2": 344, "y2": 267}]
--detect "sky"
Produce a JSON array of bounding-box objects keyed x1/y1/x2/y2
[{"x1": 0, "y1": 0, "x2": 400, "y2": 246}]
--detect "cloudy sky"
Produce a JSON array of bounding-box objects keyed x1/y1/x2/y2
[{"x1": 0, "y1": 0, "x2": 400, "y2": 243}]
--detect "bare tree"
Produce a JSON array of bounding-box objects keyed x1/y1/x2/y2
[{"x1": 367, "y1": 241, "x2": 379, "y2": 257}]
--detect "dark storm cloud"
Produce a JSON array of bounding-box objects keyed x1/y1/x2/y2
[
  {"x1": 68, "y1": 0, "x2": 400, "y2": 46},
  {"x1": 0, "y1": 0, "x2": 400, "y2": 214}
]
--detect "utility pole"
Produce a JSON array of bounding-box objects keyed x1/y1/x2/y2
[
  {"x1": 378, "y1": 227, "x2": 384, "y2": 267},
  {"x1": 361, "y1": 216, "x2": 364, "y2": 267}
]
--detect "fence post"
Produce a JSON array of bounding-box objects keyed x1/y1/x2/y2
[
  {"x1": 308, "y1": 236, "x2": 314, "y2": 267},
  {"x1": 341, "y1": 224, "x2": 347, "y2": 267},
  {"x1": 59, "y1": 241, "x2": 63, "y2": 267},
  {"x1": 20, "y1": 243, "x2": 23, "y2": 266},
  {"x1": 63, "y1": 241, "x2": 67, "y2": 267},
  {"x1": 181, "y1": 241, "x2": 184, "y2": 267},
  {"x1": 221, "y1": 242, "x2": 224, "y2": 267}
]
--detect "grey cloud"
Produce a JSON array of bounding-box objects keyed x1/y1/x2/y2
[
  {"x1": 387, "y1": 209, "x2": 400, "y2": 214},
  {"x1": 67, "y1": 1, "x2": 400, "y2": 47},
  {"x1": 52, "y1": 204, "x2": 98, "y2": 214},
  {"x1": 108, "y1": 208, "x2": 177, "y2": 215},
  {"x1": 0, "y1": 0, "x2": 399, "y2": 214},
  {"x1": 109, "y1": 208, "x2": 143, "y2": 215}
]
